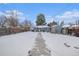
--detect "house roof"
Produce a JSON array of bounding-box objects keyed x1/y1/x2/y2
[
  {"x1": 62, "y1": 25, "x2": 70, "y2": 28},
  {"x1": 51, "y1": 25, "x2": 57, "y2": 27},
  {"x1": 68, "y1": 25, "x2": 79, "y2": 29},
  {"x1": 71, "y1": 25, "x2": 79, "y2": 27},
  {"x1": 62, "y1": 25, "x2": 79, "y2": 29},
  {"x1": 34, "y1": 25, "x2": 49, "y2": 28}
]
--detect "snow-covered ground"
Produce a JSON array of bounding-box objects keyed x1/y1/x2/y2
[
  {"x1": 42, "y1": 32, "x2": 79, "y2": 56},
  {"x1": 0, "y1": 32, "x2": 37, "y2": 56},
  {"x1": 0, "y1": 32, "x2": 79, "y2": 56}
]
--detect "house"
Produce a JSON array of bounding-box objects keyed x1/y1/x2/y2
[
  {"x1": 48, "y1": 21, "x2": 62, "y2": 33},
  {"x1": 61, "y1": 25, "x2": 70, "y2": 35},
  {"x1": 68, "y1": 25, "x2": 79, "y2": 36},
  {"x1": 50, "y1": 24, "x2": 63, "y2": 33},
  {"x1": 33, "y1": 25, "x2": 51, "y2": 32},
  {"x1": 50, "y1": 25, "x2": 57, "y2": 33},
  {"x1": 61, "y1": 24, "x2": 79, "y2": 37}
]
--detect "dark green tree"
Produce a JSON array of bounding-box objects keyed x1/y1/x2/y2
[{"x1": 36, "y1": 13, "x2": 46, "y2": 25}]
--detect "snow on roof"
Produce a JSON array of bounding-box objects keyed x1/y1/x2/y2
[
  {"x1": 62, "y1": 25, "x2": 70, "y2": 28},
  {"x1": 68, "y1": 25, "x2": 79, "y2": 29},
  {"x1": 62, "y1": 25, "x2": 79, "y2": 29},
  {"x1": 71, "y1": 25, "x2": 79, "y2": 27},
  {"x1": 51, "y1": 25, "x2": 57, "y2": 27},
  {"x1": 35, "y1": 25, "x2": 49, "y2": 28}
]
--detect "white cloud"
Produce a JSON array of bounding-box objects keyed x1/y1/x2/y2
[
  {"x1": 55, "y1": 10, "x2": 79, "y2": 24},
  {"x1": 0, "y1": 10, "x2": 30, "y2": 23},
  {"x1": 4, "y1": 10, "x2": 26, "y2": 22},
  {"x1": 0, "y1": 11, "x2": 5, "y2": 16},
  {"x1": 5, "y1": 10, "x2": 24, "y2": 16}
]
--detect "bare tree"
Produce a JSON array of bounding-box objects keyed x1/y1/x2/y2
[
  {"x1": 0, "y1": 15, "x2": 7, "y2": 27},
  {"x1": 60, "y1": 21, "x2": 64, "y2": 26},
  {"x1": 76, "y1": 19, "x2": 79, "y2": 25},
  {"x1": 20, "y1": 19, "x2": 32, "y2": 31},
  {"x1": 22, "y1": 18, "x2": 32, "y2": 27},
  {"x1": 5, "y1": 10, "x2": 19, "y2": 27},
  {"x1": 0, "y1": 10, "x2": 19, "y2": 28}
]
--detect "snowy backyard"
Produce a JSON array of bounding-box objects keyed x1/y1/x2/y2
[{"x1": 0, "y1": 32, "x2": 79, "y2": 56}]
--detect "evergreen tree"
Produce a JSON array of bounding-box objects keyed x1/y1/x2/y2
[{"x1": 36, "y1": 13, "x2": 46, "y2": 25}]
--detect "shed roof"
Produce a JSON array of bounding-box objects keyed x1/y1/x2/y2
[{"x1": 62, "y1": 25, "x2": 70, "y2": 28}]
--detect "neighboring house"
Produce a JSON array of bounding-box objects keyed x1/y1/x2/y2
[
  {"x1": 68, "y1": 25, "x2": 79, "y2": 36},
  {"x1": 61, "y1": 25, "x2": 70, "y2": 35},
  {"x1": 48, "y1": 21, "x2": 62, "y2": 33},
  {"x1": 62, "y1": 24, "x2": 79, "y2": 36},
  {"x1": 50, "y1": 25, "x2": 57, "y2": 33},
  {"x1": 33, "y1": 25, "x2": 51, "y2": 32},
  {"x1": 50, "y1": 25, "x2": 61, "y2": 33}
]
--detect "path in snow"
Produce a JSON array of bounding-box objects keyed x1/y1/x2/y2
[
  {"x1": 0, "y1": 32, "x2": 79, "y2": 56},
  {"x1": 28, "y1": 32, "x2": 51, "y2": 56}
]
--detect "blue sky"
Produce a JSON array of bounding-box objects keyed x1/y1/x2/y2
[{"x1": 0, "y1": 3, "x2": 79, "y2": 25}]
